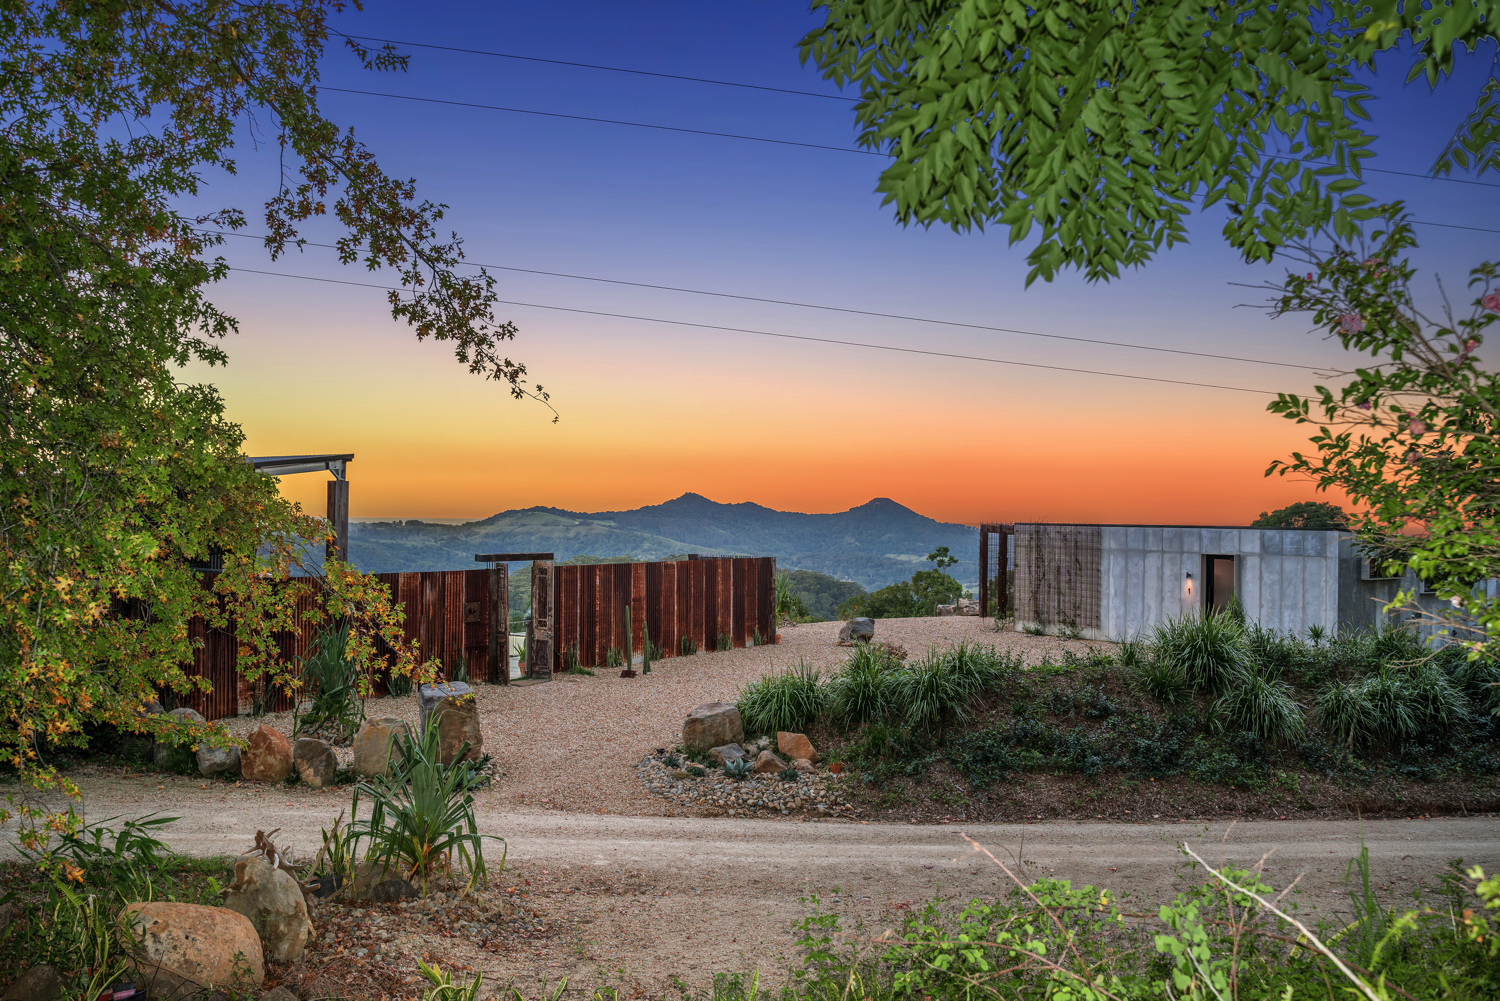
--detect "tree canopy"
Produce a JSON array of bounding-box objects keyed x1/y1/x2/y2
[
  {"x1": 0, "y1": 0, "x2": 541, "y2": 822},
  {"x1": 1251, "y1": 501, "x2": 1349, "y2": 530},
  {"x1": 800, "y1": 1, "x2": 1499, "y2": 283}
]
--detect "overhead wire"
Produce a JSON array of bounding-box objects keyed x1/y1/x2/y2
[
  {"x1": 200, "y1": 230, "x2": 1323, "y2": 370},
  {"x1": 226, "y1": 265, "x2": 1285, "y2": 396}
]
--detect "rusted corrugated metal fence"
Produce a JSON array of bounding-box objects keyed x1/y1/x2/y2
[
  {"x1": 552, "y1": 557, "x2": 776, "y2": 669},
  {"x1": 177, "y1": 569, "x2": 495, "y2": 721}
]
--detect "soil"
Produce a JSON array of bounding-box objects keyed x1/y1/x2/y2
[{"x1": 21, "y1": 768, "x2": 1500, "y2": 998}]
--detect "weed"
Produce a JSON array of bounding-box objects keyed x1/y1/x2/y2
[
  {"x1": 1056, "y1": 620, "x2": 1083, "y2": 640},
  {"x1": 1022, "y1": 622, "x2": 1046, "y2": 636}
]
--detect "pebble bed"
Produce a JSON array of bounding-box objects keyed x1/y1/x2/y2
[{"x1": 636, "y1": 752, "x2": 856, "y2": 817}]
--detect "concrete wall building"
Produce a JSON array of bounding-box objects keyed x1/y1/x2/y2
[{"x1": 1009, "y1": 522, "x2": 1491, "y2": 644}]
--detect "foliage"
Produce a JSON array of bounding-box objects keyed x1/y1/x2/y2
[
  {"x1": 1251, "y1": 501, "x2": 1349, "y2": 529},
  {"x1": 0, "y1": 0, "x2": 531, "y2": 830},
  {"x1": 773, "y1": 571, "x2": 810, "y2": 624},
  {"x1": 294, "y1": 621, "x2": 367, "y2": 740},
  {"x1": 925, "y1": 546, "x2": 958, "y2": 571},
  {"x1": 679, "y1": 634, "x2": 700, "y2": 656},
  {"x1": 826, "y1": 644, "x2": 896, "y2": 730},
  {"x1": 778, "y1": 767, "x2": 800, "y2": 782},
  {"x1": 737, "y1": 662, "x2": 825, "y2": 735},
  {"x1": 798, "y1": 1, "x2": 1495, "y2": 284},
  {"x1": 416, "y1": 958, "x2": 486, "y2": 1001},
  {"x1": 349, "y1": 715, "x2": 501, "y2": 893},
  {"x1": 1133, "y1": 659, "x2": 1189, "y2": 707},
  {"x1": 723, "y1": 758, "x2": 753, "y2": 780},
  {"x1": 1317, "y1": 678, "x2": 1379, "y2": 749},
  {"x1": 1152, "y1": 613, "x2": 1248, "y2": 695},
  {"x1": 839, "y1": 568, "x2": 963, "y2": 620},
  {"x1": 1263, "y1": 211, "x2": 1499, "y2": 656},
  {"x1": 1213, "y1": 673, "x2": 1306, "y2": 745},
  {"x1": 388, "y1": 670, "x2": 414, "y2": 698}
]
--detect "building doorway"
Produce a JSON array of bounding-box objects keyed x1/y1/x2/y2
[{"x1": 1204, "y1": 555, "x2": 1236, "y2": 614}]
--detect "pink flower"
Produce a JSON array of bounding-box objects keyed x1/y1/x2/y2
[
  {"x1": 1339, "y1": 313, "x2": 1365, "y2": 334},
  {"x1": 1405, "y1": 450, "x2": 1420, "y2": 465},
  {"x1": 1408, "y1": 419, "x2": 1427, "y2": 436},
  {"x1": 1306, "y1": 273, "x2": 1315, "y2": 281},
  {"x1": 1482, "y1": 293, "x2": 1500, "y2": 314},
  {"x1": 1356, "y1": 401, "x2": 1372, "y2": 410}
]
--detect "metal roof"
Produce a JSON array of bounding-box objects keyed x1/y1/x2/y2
[{"x1": 247, "y1": 454, "x2": 354, "y2": 478}]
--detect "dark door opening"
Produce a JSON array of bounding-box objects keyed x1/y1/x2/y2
[{"x1": 1205, "y1": 555, "x2": 1236, "y2": 614}]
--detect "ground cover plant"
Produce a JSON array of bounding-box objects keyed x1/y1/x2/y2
[{"x1": 741, "y1": 617, "x2": 1500, "y2": 822}]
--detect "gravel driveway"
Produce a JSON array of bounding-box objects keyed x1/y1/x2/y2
[{"x1": 219, "y1": 616, "x2": 1107, "y2": 815}]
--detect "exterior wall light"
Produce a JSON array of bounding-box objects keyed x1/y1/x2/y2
[{"x1": 1184, "y1": 572, "x2": 1194, "y2": 595}]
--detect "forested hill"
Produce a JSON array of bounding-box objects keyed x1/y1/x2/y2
[{"x1": 348, "y1": 493, "x2": 978, "y2": 590}]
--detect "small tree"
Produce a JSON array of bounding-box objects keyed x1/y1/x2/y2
[
  {"x1": 1251, "y1": 502, "x2": 1349, "y2": 530},
  {"x1": 1262, "y1": 208, "x2": 1497, "y2": 655}
]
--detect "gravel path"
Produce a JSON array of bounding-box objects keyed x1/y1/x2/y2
[{"x1": 220, "y1": 617, "x2": 1109, "y2": 816}]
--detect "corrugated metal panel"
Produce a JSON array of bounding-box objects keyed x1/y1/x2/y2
[{"x1": 731, "y1": 558, "x2": 748, "y2": 648}]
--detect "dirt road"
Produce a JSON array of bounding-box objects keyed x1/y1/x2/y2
[{"x1": 25, "y1": 769, "x2": 1496, "y2": 992}]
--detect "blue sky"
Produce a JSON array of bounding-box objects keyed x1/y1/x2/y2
[{"x1": 195, "y1": 3, "x2": 1499, "y2": 524}]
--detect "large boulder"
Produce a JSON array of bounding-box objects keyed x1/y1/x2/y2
[
  {"x1": 353, "y1": 717, "x2": 410, "y2": 779},
  {"x1": 121, "y1": 901, "x2": 263, "y2": 1000},
  {"x1": 682, "y1": 703, "x2": 743, "y2": 751},
  {"x1": 419, "y1": 683, "x2": 483, "y2": 766},
  {"x1": 293, "y1": 737, "x2": 338, "y2": 788},
  {"x1": 777, "y1": 732, "x2": 817, "y2": 762},
  {"x1": 837, "y1": 618, "x2": 875, "y2": 645},
  {"x1": 221, "y1": 855, "x2": 314, "y2": 963},
  {"x1": 195, "y1": 741, "x2": 241, "y2": 778},
  {"x1": 2, "y1": 964, "x2": 62, "y2": 1001},
  {"x1": 152, "y1": 707, "x2": 206, "y2": 769},
  {"x1": 956, "y1": 598, "x2": 982, "y2": 616},
  {"x1": 240, "y1": 725, "x2": 293, "y2": 783}
]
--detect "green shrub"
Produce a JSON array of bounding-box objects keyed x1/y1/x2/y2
[
  {"x1": 294, "y1": 621, "x2": 366, "y2": 740},
  {"x1": 1448, "y1": 650, "x2": 1500, "y2": 717},
  {"x1": 387, "y1": 671, "x2": 413, "y2": 698},
  {"x1": 1133, "y1": 659, "x2": 1189, "y2": 706},
  {"x1": 889, "y1": 652, "x2": 989, "y2": 734},
  {"x1": 827, "y1": 644, "x2": 894, "y2": 730},
  {"x1": 1402, "y1": 659, "x2": 1471, "y2": 734},
  {"x1": 1317, "y1": 678, "x2": 1378, "y2": 748},
  {"x1": 736, "y1": 661, "x2": 824, "y2": 735},
  {"x1": 1213, "y1": 674, "x2": 1305, "y2": 745},
  {"x1": 1358, "y1": 667, "x2": 1419, "y2": 748},
  {"x1": 1152, "y1": 612, "x2": 1247, "y2": 694}
]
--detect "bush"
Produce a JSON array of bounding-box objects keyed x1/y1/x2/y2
[
  {"x1": 1402, "y1": 660, "x2": 1471, "y2": 736},
  {"x1": 1213, "y1": 674, "x2": 1305, "y2": 745},
  {"x1": 1133, "y1": 659, "x2": 1189, "y2": 706},
  {"x1": 294, "y1": 621, "x2": 366, "y2": 740},
  {"x1": 1358, "y1": 667, "x2": 1419, "y2": 748},
  {"x1": 1152, "y1": 612, "x2": 1248, "y2": 694},
  {"x1": 1317, "y1": 678, "x2": 1378, "y2": 749},
  {"x1": 826, "y1": 645, "x2": 894, "y2": 730},
  {"x1": 736, "y1": 661, "x2": 824, "y2": 735}
]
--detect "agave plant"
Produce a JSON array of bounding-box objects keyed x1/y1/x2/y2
[
  {"x1": 348, "y1": 717, "x2": 503, "y2": 893},
  {"x1": 724, "y1": 757, "x2": 753, "y2": 780}
]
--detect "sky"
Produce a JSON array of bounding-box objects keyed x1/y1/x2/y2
[{"x1": 186, "y1": 3, "x2": 1499, "y2": 528}]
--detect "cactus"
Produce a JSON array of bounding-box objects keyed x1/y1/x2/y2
[
  {"x1": 686, "y1": 765, "x2": 706, "y2": 778},
  {"x1": 724, "y1": 758, "x2": 753, "y2": 780},
  {"x1": 679, "y1": 634, "x2": 699, "y2": 656},
  {"x1": 642, "y1": 622, "x2": 653, "y2": 674},
  {"x1": 778, "y1": 768, "x2": 799, "y2": 783}
]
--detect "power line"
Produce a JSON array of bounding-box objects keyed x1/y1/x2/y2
[
  {"x1": 225, "y1": 266, "x2": 1282, "y2": 395},
  {"x1": 318, "y1": 87, "x2": 881, "y2": 157},
  {"x1": 202, "y1": 230, "x2": 1321, "y2": 370},
  {"x1": 1410, "y1": 219, "x2": 1500, "y2": 234},
  {"x1": 339, "y1": 33, "x2": 854, "y2": 102}
]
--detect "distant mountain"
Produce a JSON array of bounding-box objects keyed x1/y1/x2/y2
[{"x1": 348, "y1": 493, "x2": 978, "y2": 590}]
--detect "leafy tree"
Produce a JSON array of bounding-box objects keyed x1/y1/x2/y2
[
  {"x1": 1251, "y1": 502, "x2": 1350, "y2": 530},
  {"x1": 1, "y1": 1, "x2": 540, "y2": 829},
  {"x1": 800, "y1": 1, "x2": 1497, "y2": 283},
  {"x1": 926, "y1": 546, "x2": 959, "y2": 571},
  {"x1": 784, "y1": 569, "x2": 866, "y2": 621},
  {"x1": 1263, "y1": 209, "x2": 1497, "y2": 656},
  {"x1": 839, "y1": 563, "x2": 963, "y2": 618}
]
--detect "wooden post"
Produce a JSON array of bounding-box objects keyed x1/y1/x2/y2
[
  {"x1": 325, "y1": 478, "x2": 349, "y2": 563},
  {"x1": 978, "y1": 527, "x2": 991, "y2": 618},
  {"x1": 998, "y1": 529, "x2": 1011, "y2": 626},
  {"x1": 488, "y1": 563, "x2": 508, "y2": 685},
  {"x1": 530, "y1": 560, "x2": 554, "y2": 680}
]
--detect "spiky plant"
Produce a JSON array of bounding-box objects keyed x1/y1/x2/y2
[
  {"x1": 1214, "y1": 674, "x2": 1305, "y2": 745},
  {"x1": 1152, "y1": 612, "x2": 1248, "y2": 695},
  {"x1": 736, "y1": 660, "x2": 824, "y2": 735},
  {"x1": 1357, "y1": 668, "x2": 1419, "y2": 748},
  {"x1": 1317, "y1": 679, "x2": 1378, "y2": 749},
  {"x1": 1401, "y1": 660, "x2": 1470, "y2": 734},
  {"x1": 827, "y1": 644, "x2": 893, "y2": 730},
  {"x1": 1134, "y1": 660, "x2": 1189, "y2": 706}
]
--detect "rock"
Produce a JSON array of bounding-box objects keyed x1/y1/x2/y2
[
  {"x1": 240, "y1": 725, "x2": 293, "y2": 783},
  {"x1": 353, "y1": 716, "x2": 410, "y2": 779},
  {"x1": 2, "y1": 964, "x2": 63, "y2": 1001},
  {"x1": 371, "y1": 878, "x2": 418, "y2": 903},
  {"x1": 777, "y1": 732, "x2": 817, "y2": 762},
  {"x1": 121, "y1": 901, "x2": 263, "y2": 1000},
  {"x1": 152, "y1": 707, "x2": 207, "y2": 769},
  {"x1": 837, "y1": 618, "x2": 875, "y2": 645},
  {"x1": 346, "y1": 859, "x2": 402, "y2": 901},
  {"x1": 196, "y1": 742, "x2": 240, "y2": 777},
  {"x1": 293, "y1": 737, "x2": 338, "y2": 788},
  {"x1": 221, "y1": 855, "x2": 314, "y2": 963},
  {"x1": 258, "y1": 990, "x2": 299, "y2": 1001},
  {"x1": 708, "y1": 744, "x2": 746, "y2": 766},
  {"x1": 682, "y1": 703, "x2": 744, "y2": 751},
  {"x1": 795, "y1": 758, "x2": 815, "y2": 773},
  {"x1": 874, "y1": 641, "x2": 909, "y2": 663},
  {"x1": 751, "y1": 750, "x2": 788, "y2": 774},
  {"x1": 417, "y1": 681, "x2": 473, "y2": 731},
  {"x1": 935, "y1": 604, "x2": 956, "y2": 616},
  {"x1": 957, "y1": 598, "x2": 982, "y2": 616}
]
